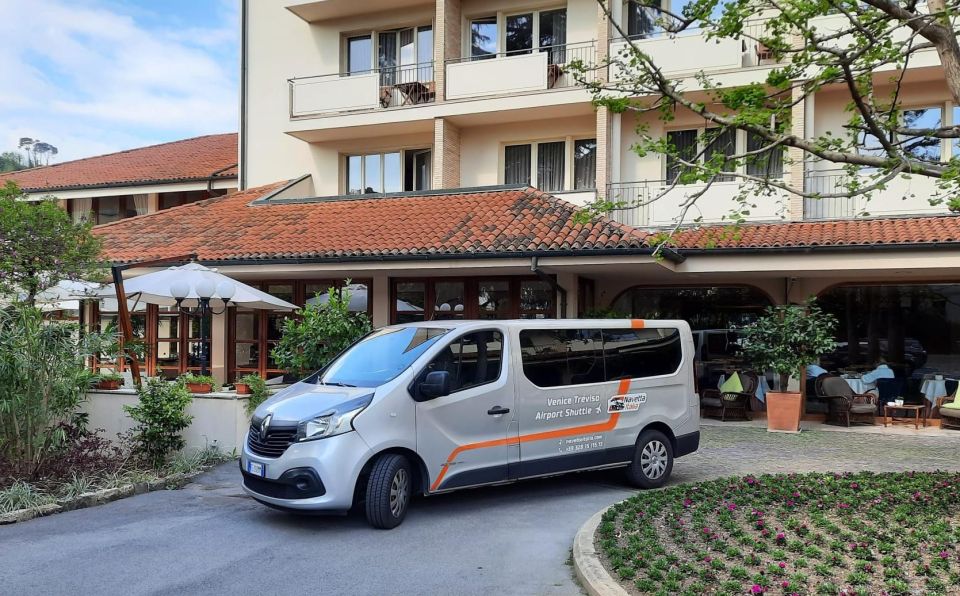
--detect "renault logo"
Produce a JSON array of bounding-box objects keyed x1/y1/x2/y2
[{"x1": 260, "y1": 414, "x2": 272, "y2": 437}]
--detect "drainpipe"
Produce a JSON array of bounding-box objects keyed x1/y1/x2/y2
[
  {"x1": 207, "y1": 162, "x2": 239, "y2": 194},
  {"x1": 530, "y1": 256, "x2": 569, "y2": 319}
]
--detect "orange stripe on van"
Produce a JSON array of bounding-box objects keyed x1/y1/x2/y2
[
  {"x1": 428, "y1": 378, "x2": 631, "y2": 491},
  {"x1": 631, "y1": 319, "x2": 645, "y2": 329}
]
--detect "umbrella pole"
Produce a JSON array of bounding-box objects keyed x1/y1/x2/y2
[{"x1": 112, "y1": 265, "x2": 142, "y2": 387}]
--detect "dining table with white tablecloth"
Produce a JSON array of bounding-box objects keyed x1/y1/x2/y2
[
  {"x1": 920, "y1": 378, "x2": 951, "y2": 405},
  {"x1": 841, "y1": 375, "x2": 868, "y2": 395}
]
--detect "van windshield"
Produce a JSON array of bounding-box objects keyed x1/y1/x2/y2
[{"x1": 318, "y1": 327, "x2": 449, "y2": 388}]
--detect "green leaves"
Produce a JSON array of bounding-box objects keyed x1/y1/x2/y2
[
  {"x1": 0, "y1": 181, "x2": 103, "y2": 305},
  {"x1": 124, "y1": 377, "x2": 193, "y2": 469},
  {"x1": 271, "y1": 282, "x2": 373, "y2": 378},
  {"x1": 738, "y1": 298, "x2": 837, "y2": 382}
]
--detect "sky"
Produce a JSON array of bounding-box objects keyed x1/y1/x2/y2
[{"x1": 0, "y1": 0, "x2": 239, "y2": 164}]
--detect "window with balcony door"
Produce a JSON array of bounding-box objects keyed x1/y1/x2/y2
[
  {"x1": 68, "y1": 195, "x2": 148, "y2": 225},
  {"x1": 666, "y1": 128, "x2": 782, "y2": 183},
  {"x1": 624, "y1": 0, "x2": 662, "y2": 39},
  {"x1": 346, "y1": 149, "x2": 431, "y2": 194},
  {"x1": 346, "y1": 35, "x2": 373, "y2": 75},
  {"x1": 504, "y1": 138, "x2": 596, "y2": 192},
  {"x1": 378, "y1": 25, "x2": 433, "y2": 86},
  {"x1": 504, "y1": 9, "x2": 567, "y2": 64},
  {"x1": 471, "y1": 16, "x2": 498, "y2": 59}
]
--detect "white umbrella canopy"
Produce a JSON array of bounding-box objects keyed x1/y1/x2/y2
[
  {"x1": 97, "y1": 263, "x2": 299, "y2": 311},
  {"x1": 306, "y1": 284, "x2": 423, "y2": 313}
]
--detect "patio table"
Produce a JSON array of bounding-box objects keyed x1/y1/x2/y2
[
  {"x1": 842, "y1": 375, "x2": 867, "y2": 395},
  {"x1": 920, "y1": 378, "x2": 949, "y2": 405}
]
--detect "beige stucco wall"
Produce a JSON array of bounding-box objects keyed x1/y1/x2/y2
[{"x1": 82, "y1": 390, "x2": 250, "y2": 453}]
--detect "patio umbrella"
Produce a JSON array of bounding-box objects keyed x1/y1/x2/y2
[
  {"x1": 97, "y1": 263, "x2": 298, "y2": 311},
  {"x1": 306, "y1": 283, "x2": 423, "y2": 313}
]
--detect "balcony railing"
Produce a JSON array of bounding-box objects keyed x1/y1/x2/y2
[
  {"x1": 289, "y1": 62, "x2": 435, "y2": 118},
  {"x1": 803, "y1": 169, "x2": 946, "y2": 220},
  {"x1": 605, "y1": 181, "x2": 656, "y2": 227},
  {"x1": 445, "y1": 41, "x2": 597, "y2": 100}
]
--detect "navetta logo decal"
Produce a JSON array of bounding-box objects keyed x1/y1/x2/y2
[
  {"x1": 607, "y1": 393, "x2": 646, "y2": 414},
  {"x1": 260, "y1": 414, "x2": 272, "y2": 436}
]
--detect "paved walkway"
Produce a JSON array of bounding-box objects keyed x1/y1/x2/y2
[{"x1": 1, "y1": 425, "x2": 958, "y2": 596}]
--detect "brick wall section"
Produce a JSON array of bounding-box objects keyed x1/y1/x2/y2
[
  {"x1": 787, "y1": 83, "x2": 806, "y2": 220},
  {"x1": 433, "y1": 117, "x2": 461, "y2": 189},
  {"x1": 434, "y1": 0, "x2": 462, "y2": 102},
  {"x1": 595, "y1": 4, "x2": 610, "y2": 194}
]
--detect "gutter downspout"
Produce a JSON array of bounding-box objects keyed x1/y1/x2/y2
[
  {"x1": 239, "y1": 0, "x2": 248, "y2": 190},
  {"x1": 207, "y1": 162, "x2": 239, "y2": 194},
  {"x1": 530, "y1": 256, "x2": 569, "y2": 319}
]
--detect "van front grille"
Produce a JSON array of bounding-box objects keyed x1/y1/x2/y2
[{"x1": 247, "y1": 421, "x2": 298, "y2": 458}]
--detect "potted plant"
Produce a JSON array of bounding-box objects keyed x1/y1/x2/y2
[
  {"x1": 94, "y1": 372, "x2": 125, "y2": 391},
  {"x1": 239, "y1": 375, "x2": 270, "y2": 416},
  {"x1": 739, "y1": 299, "x2": 837, "y2": 432},
  {"x1": 180, "y1": 373, "x2": 219, "y2": 394},
  {"x1": 234, "y1": 373, "x2": 261, "y2": 395}
]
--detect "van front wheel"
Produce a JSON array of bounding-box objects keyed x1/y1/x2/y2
[
  {"x1": 365, "y1": 454, "x2": 412, "y2": 529},
  {"x1": 626, "y1": 430, "x2": 673, "y2": 489}
]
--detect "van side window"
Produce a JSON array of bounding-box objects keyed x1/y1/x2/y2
[
  {"x1": 421, "y1": 330, "x2": 504, "y2": 394},
  {"x1": 519, "y1": 327, "x2": 683, "y2": 387},
  {"x1": 519, "y1": 329, "x2": 604, "y2": 388},
  {"x1": 603, "y1": 328, "x2": 682, "y2": 380}
]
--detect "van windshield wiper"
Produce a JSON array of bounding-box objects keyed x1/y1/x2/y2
[{"x1": 319, "y1": 381, "x2": 356, "y2": 388}]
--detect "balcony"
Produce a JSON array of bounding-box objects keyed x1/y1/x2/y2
[
  {"x1": 444, "y1": 41, "x2": 597, "y2": 101},
  {"x1": 606, "y1": 179, "x2": 787, "y2": 228},
  {"x1": 803, "y1": 170, "x2": 947, "y2": 220},
  {"x1": 289, "y1": 62, "x2": 435, "y2": 118},
  {"x1": 609, "y1": 18, "x2": 777, "y2": 80}
]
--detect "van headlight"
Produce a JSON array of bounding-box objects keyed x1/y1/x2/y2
[{"x1": 297, "y1": 394, "x2": 373, "y2": 442}]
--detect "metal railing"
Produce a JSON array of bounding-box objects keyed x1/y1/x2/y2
[
  {"x1": 446, "y1": 40, "x2": 598, "y2": 89},
  {"x1": 289, "y1": 61, "x2": 435, "y2": 117},
  {"x1": 604, "y1": 180, "x2": 660, "y2": 227},
  {"x1": 803, "y1": 170, "x2": 859, "y2": 219}
]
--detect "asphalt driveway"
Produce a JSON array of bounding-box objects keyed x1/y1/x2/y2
[{"x1": 2, "y1": 425, "x2": 959, "y2": 596}]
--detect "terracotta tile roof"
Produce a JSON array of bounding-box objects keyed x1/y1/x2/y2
[
  {"x1": 671, "y1": 216, "x2": 960, "y2": 250},
  {"x1": 95, "y1": 184, "x2": 651, "y2": 264},
  {"x1": 0, "y1": 133, "x2": 237, "y2": 192}
]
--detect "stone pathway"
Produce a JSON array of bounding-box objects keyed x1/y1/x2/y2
[{"x1": 671, "y1": 423, "x2": 960, "y2": 485}]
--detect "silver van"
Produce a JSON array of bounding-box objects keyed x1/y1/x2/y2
[{"x1": 241, "y1": 319, "x2": 700, "y2": 529}]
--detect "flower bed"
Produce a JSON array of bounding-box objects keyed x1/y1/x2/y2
[{"x1": 598, "y1": 472, "x2": 960, "y2": 595}]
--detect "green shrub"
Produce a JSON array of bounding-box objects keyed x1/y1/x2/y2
[
  {"x1": 0, "y1": 305, "x2": 100, "y2": 477},
  {"x1": 124, "y1": 378, "x2": 193, "y2": 468},
  {"x1": 239, "y1": 374, "x2": 269, "y2": 415},
  {"x1": 179, "y1": 373, "x2": 220, "y2": 392},
  {"x1": 271, "y1": 282, "x2": 372, "y2": 378}
]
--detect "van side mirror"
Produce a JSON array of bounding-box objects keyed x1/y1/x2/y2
[{"x1": 419, "y1": 370, "x2": 452, "y2": 400}]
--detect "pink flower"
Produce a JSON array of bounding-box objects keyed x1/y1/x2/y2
[
  {"x1": 704, "y1": 556, "x2": 712, "y2": 563},
  {"x1": 776, "y1": 532, "x2": 786, "y2": 542},
  {"x1": 750, "y1": 585, "x2": 765, "y2": 594},
  {"x1": 781, "y1": 581, "x2": 790, "y2": 589},
  {"x1": 703, "y1": 527, "x2": 711, "y2": 534},
  {"x1": 940, "y1": 550, "x2": 950, "y2": 559},
  {"x1": 778, "y1": 562, "x2": 786, "y2": 569},
  {"x1": 727, "y1": 502, "x2": 738, "y2": 511},
  {"x1": 683, "y1": 498, "x2": 693, "y2": 508}
]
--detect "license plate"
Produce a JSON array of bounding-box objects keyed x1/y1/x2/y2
[{"x1": 246, "y1": 460, "x2": 266, "y2": 477}]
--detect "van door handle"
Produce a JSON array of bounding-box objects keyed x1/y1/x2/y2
[{"x1": 487, "y1": 406, "x2": 510, "y2": 416}]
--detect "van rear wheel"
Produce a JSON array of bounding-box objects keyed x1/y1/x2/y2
[
  {"x1": 626, "y1": 430, "x2": 673, "y2": 489},
  {"x1": 365, "y1": 454, "x2": 412, "y2": 529}
]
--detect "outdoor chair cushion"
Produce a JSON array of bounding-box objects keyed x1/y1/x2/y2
[
  {"x1": 850, "y1": 403, "x2": 876, "y2": 414},
  {"x1": 719, "y1": 373, "x2": 743, "y2": 394},
  {"x1": 701, "y1": 397, "x2": 723, "y2": 408},
  {"x1": 941, "y1": 404, "x2": 960, "y2": 417},
  {"x1": 943, "y1": 398, "x2": 960, "y2": 410}
]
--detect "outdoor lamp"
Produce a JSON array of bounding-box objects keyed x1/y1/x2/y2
[
  {"x1": 195, "y1": 279, "x2": 216, "y2": 300},
  {"x1": 170, "y1": 280, "x2": 190, "y2": 301},
  {"x1": 216, "y1": 281, "x2": 236, "y2": 303}
]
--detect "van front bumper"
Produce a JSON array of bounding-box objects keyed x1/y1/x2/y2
[{"x1": 241, "y1": 430, "x2": 371, "y2": 512}]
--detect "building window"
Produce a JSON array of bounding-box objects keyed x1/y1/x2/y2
[
  {"x1": 746, "y1": 131, "x2": 784, "y2": 178},
  {"x1": 573, "y1": 139, "x2": 597, "y2": 190},
  {"x1": 471, "y1": 16, "x2": 498, "y2": 59},
  {"x1": 391, "y1": 278, "x2": 555, "y2": 323},
  {"x1": 503, "y1": 9, "x2": 567, "y2": 62},
  {"x1": 900, "y1": 107, "x2": 942, "y2": 162},
  {"x1": 704, "y1": 128, "x2": 737, "y2": 182},
  {"x1": 228, "y1": 279, "x2": 372, "y2": 381},
  {"x1": 69, "y1": 195, "x2": 148, "y2": 225},
  {"x1": 611, "y1": 285, "x2": 772, "y2": 330},
  {"x1": 159, "y1": 189, "x2": 227, "y2": 211},
  {"x1": 624, "y1": 0, "x2": 661, "y2": 39},
  {"x1": 505, "y1": 139, "x2": 597, "y2": 192},
  {"x1": 665, "y1": 130, "x2": 698, "y2": 183},
  {"x1": 94, "y1": 302, "x2": 148, "y2": 374},
  {"x1": 666, "y1": 128, "x2": 784, "y2": 183},
  {"x1": 347, "y1": 35, "x2": 373, "y2": 74},
  {"x1": 378, "y1": 25, "x2": 433, "y2": 86},
  {"x1": 346, "y1": 149, "x2": 430, "y2": 194}
]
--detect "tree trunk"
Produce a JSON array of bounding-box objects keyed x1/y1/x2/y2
[{"x1": 927, "y1": 0, "x2": 960, "y2": 106}]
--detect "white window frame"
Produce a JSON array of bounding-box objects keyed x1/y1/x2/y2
[
  {"x1": 500, "y1": 136, "x2": 596, "y2": 192},
  {"x1": 461, "y1": 7, "x2": 566, "y2": 57},
  {"x1": 344, "y1": 148, "x2": 432, "y2": 194},
  {"x1": 663, "y1": 126, "x2": 785, "y2": 183},
  {"x1": 342, "y1": 23, "x2": 434, "y2": 74}
]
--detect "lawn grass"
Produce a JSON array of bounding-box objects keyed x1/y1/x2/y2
[{"x1": 598, "y1": 471, "x2": 960, "y2": 595}]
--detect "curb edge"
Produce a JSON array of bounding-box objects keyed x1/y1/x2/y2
[{"x1": 573, "y1": 506, "x2": 629, "y2": 596}]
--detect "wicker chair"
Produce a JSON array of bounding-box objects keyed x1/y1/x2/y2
[
  {"x1": 936, "y1": 394, "x2": 960, "y2": 430},
  {"x1": 701, "y1": 372, "x2": 755, "y2": 421},
  {"x1": 820, "y1": 374, "x2": 877, "y2": 427}
]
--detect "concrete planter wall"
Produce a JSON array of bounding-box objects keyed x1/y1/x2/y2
[{"x1": 82, "y1": 389, "x2": 251, "y2": 452}]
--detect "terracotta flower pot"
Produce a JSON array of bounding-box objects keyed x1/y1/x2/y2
[
  {"x1": 186, "y1": 382, "x2": 213, "y2": 394},
  {"x1": 96, "y1": 379, "x2": 123, "y2": 391},
  {"x1": 766, "y1": 391, "x2": 802, "y2": 432},
  {"x1": 235, "y1": 383, "x2": 252, "y2": 395}
]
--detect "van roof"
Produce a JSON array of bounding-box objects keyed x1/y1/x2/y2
[{"x1": 385, "y1": 319, "x2": 692, "y2": 332}]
